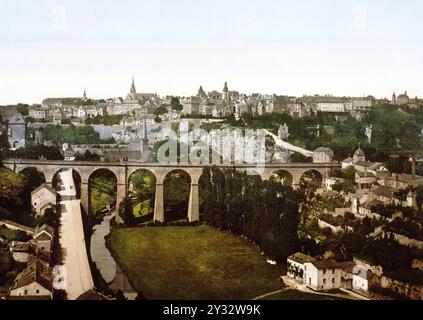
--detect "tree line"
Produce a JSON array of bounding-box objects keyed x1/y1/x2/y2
[{"x1": 200, "y1": 167, "x2": 301, "y2": 261}]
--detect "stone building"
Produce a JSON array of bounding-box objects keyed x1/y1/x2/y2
[
  {"x1": 7, "y1": 113, "x2": 26, "y2": 149},
  {"x1": 9, "y1": 257, "x2": 53, "y2": 300},
  {"x1": 31, "y1": 184, "x2": 57, "y2": 217},
  {"x1": 396, "y1": 91, "x2": 410, "y2": 105},
  {"x1": 181, "y1": 97, "x2": 200, "y2": 115},
  {"x1": 313, "y1": 147, "x2": 334, "y2": 163},
  {"x1": 33, "y1": 224, "x2": 54, "y2": 254}
]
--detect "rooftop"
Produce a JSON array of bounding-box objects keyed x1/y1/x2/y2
[
  {"x1": 10, "y1": 258, "x2": 52, "y2": 292},
  {"x1": 31, "y1": 183, "x2": 56, "y2": 197},
  {"x1": 288, "y1": 252, "x2": 316, "y2": 264},
  {"x1": 373, "y1": 186, "x2": 395, "y2": 198},
  {"x1": 35, "y1": 224, "x2": 54, "y2": 239},
  {"x1": 309, "y1": 259, "x2": 340, "y2": 270},
  {"x1": 354, "y1": 148, "x2": 365, "y2": 157}
]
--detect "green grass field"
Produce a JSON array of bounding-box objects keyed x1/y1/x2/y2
[
  {"x1": 133, "y1": 200, "x2": 152, "y2": 218},
  {"x1": 90, "y1": 176, "x2": 116, "y2": 214},
  {"x1": 108, "y1": 226, "x2": 286, "y2": 300}
]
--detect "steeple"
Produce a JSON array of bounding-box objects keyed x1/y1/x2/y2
[
  {"x1": 130, "y1": 77, "x2": 136, "y2": 95},
  {"x1": 83, "y1": 89, "x2": 87, "y2": 100},
  {"x1": 223, "y1": 81, "x2": 228, "y2": 92}
]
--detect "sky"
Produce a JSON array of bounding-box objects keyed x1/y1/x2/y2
[{"x1": 0, "y1": 0, "x2": 422, "y2": 104}]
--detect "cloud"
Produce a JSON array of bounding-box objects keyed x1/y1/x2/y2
[{"x1": 352, "y1": 5, "x2": 368, "y2": 31}]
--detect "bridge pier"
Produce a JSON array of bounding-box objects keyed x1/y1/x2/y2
[
  {"x1": 115, "y1": 183, "x2": 126, "y2": 224},
  {"x1": 188, "y1": 182, "x2": 200, "y2": 222},
  {"x1": 154, "y1": 183, "x2": 165, "y2": 222},
  {"x1": 80, "y1": 182, "x2": 90, "y2": 214}
]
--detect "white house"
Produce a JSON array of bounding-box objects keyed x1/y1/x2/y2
[
  {"x1": 316, "y1": 102, "x2": 346, "y2": 113},
  {"x1": 31, "y1": 184, "x2": 56, "y2": 217},
  {"x1": 77, "y1": 106, "x2": 86, "y2": 118},
  {"x1": 352, "y1": 269, "x2": 370, "y2": 295},
  {"x1": 28, "y1": 107, "x2": 46, "y2": 120},
  {"x1": 304, "y1": 259, "x2": 343, "y2": 291},
  {"x1": 313, "y1": 147, "x2": 334, "y2": 163},
  {"x1": 287, "y1": 252, "x2": 316, "y2": 284},
  {"x1": 9, "y1": 258, "x2": 52, "y2": 300},
  {"x1": 85, "y1": 105, "x2": 103, "y2": 118}
]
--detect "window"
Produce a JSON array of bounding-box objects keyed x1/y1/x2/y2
[
  {"x1": 24, "y1": 290, "x2": 28, "y2": 295},
  {"x1": 36, "y1": 290, "x2": 40, "y2": 294},
  {"x1": 323, "y1": 269, "x2": 326, "y2": 275},
  {"x1": 332, "y1": 269, "x2": 335, "y2": 274},
  {"x1": 323, "y1": 279, "x2": 326, "y2": 285},
  {"x1": 332, "y1": 278, "x2": 335, "y2": 284}
]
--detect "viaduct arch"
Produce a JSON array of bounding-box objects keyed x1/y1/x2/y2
[{"x1": 3, "y1": 159, "x2": 340, "y2": 224}]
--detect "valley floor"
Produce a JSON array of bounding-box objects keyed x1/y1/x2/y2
[{"x1": 107, "y1": 225, "x2": 352, "y2": 300}]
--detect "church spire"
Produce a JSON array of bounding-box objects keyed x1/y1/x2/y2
[{"x1": 131, "y1": 77, "x2": 136, "y2": 94}]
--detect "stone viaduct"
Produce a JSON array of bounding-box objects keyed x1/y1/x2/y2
[{"x1": 2, "y1": 159, "x2": 341, "y2": 223}]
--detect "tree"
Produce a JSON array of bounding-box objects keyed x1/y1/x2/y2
[
  {"x1": 118, "y1": 197, "x2": 136, "y2": 226},
  {"x1": 16, "y1": 103, "x2": 29, "y2": 116},
  {"x1": 44, "y1": 124, "x2": 110, "y2": 145},
  {"x1": 0, "y1": 168, "x2": 25, "y2": 219},
  {"x1": 361, "y1": 236, "x2": 412, "y2": 271},
  {"x1": 164, "y1": 171, "x2": 191, "y2": 221},
  {"x1": 332, "y1": 179, "x2": 356, "y2": 194},
  {"x1": 200, "y1": 167, "x2": 300, "y2": 261},
  {"x1": 170, "y1": 97, "x2": 183, "y2": 111},
  {"x1": 155, "y1": 106, "x2": 168, "y2": 116},
  {"x1": 416, "y1": 186, "x2": 423, "y2": 211},
  {"x1": 0, "y1": 127, "x2": 10, "y2": 153},
  {"x1": 75, "y1": 150, "x2": 100, "y2": 161},
  {"x1": 4, "y1": 145, "x2": 64, "y2": 160}
]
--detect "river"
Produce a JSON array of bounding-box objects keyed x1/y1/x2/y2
[{"x1": 90, "y1": 211, "x2": 137, "y2": 300}]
